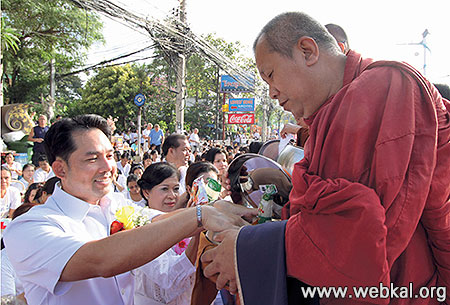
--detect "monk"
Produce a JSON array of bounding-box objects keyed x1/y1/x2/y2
[{"x1": 201, "y1": 12, "x2": 450, "y2": 305}]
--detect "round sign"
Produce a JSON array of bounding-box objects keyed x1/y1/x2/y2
[{"x1": 134, "y1": 94, "x2": 146, "y2": 107}]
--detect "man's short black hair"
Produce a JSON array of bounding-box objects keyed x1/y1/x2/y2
[
  {"x1": 44, "y1": 114, "x2": 111, "y2": 165},
  {"x1": 161, "y1": 134, "x2": 187, "y2": 157},
  {"x1": 38, "y1": 155, "x2": 49, "y2": 163}
]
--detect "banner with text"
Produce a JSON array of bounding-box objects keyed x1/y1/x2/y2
[
  {"x1": 229, "y1": 98, "x2": 255, "y2": 112},
  {"x1": 228, "y1": 113, "x2": 255, "y2": 124},
  {"x1": 220, "y1": 75, "x2": 255, "y2": 93}
]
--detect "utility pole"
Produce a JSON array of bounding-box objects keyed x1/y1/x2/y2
[
  {"x1": 215, "y1": 66, "x2": 220, "y2": 141},
  {"x1": 261, "y1": 88, "x2": 268, "y2": 142},
  {"x1": 45, "y1": 58, "x2": 56, "y2": 121},
  {"x1": 175, "y1": 0, "x2": 186, "y2": 134}
]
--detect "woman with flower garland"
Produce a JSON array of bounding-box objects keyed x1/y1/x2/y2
[{"x1": 134, "y1": 162, "x2": 198, "y2": 305}]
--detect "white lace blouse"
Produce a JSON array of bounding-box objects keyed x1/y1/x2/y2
[{"x1": 133, "y1": 247, "x2": 195, "y2": 305}]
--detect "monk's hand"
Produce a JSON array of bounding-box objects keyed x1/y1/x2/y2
[
  {"x1": 213, "y1": 200, "x2": 258, "y2": 223},
  {"x1": 201, "y1": 228, "x2": 240, "y2": 294}
]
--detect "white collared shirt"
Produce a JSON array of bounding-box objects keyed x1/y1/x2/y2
[
  {"x1": 117, "y1": 161, "x2": 131, "y2": 177},
  {"x1": 33, "y1": 168, "x2": 55, "y2": 182},
  {"x1": 0, "y1": 187, "x2": 22, "y2": 218},
  {"x1": 3, "y1": 184, "x2": 160, "y2": 305}
]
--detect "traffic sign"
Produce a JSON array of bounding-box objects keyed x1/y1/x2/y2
[{"x1": 134, "y1": 94, "x2": 146, "y2": 107}]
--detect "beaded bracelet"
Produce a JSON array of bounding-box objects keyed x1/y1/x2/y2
[{"x1": 196, "y1": 205, "x2": 203, "y2": 227}]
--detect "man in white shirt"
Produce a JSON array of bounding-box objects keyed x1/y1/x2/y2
[
  {"x1": 161, "y1": 134, "x2": 191, "y2": 194},
  {"x1": 142, "y1": 123, "x2": 153, "y2": 151},
  {"x1": 1, "y1": 168, "x2": 22, "y2": 218},
  {"x1": 188, "y1": 128, "x2": 200, "y2": 154},
  {"x1": 33, "y1": 155, "x2": 55, "y2": 182},
  {"x1": 116, "y1": 152, "x2": 131, "y2": 177},
  {"x1": 4, "y1": 114, "x2": 239, "y2": 305}
]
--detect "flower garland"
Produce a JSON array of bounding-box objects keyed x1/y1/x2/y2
[
  {"x1": 109, "y1": 205, "x2": 190, "y2": 255},
  {"x1": 110, "y1": 206, "x2": 151, "y2": 235}
]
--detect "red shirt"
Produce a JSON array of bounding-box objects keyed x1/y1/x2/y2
[{"x1": 284, "y1": 51, "x2": 450, "y2": 304}]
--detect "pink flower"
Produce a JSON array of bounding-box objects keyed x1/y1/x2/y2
[{"x1": 172, "y1": 238, "x2": 191, "y2": 255}]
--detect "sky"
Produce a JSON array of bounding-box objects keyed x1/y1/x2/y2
[{"x1": 87, "y1": 0, "x2": 450, "y2": 85}]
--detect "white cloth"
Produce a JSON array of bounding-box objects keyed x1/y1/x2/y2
[
  {"x1": 134, "y1": 248, "x2": 195, "y2": 305},
  {"x1": 125, "y1": 192, "x2": 147, "y2": 208},
  {"x1": 3, "y1": 184, "x2": 162, "y2": 305},
  {"x1": 189, "y1": 133, "x2": 199, "y2": 145},
  {"x1": 114, "y1": 173, "x2": 128, "y2": 194},
  {"x1": 1, "y1": 248, "x2": 24, "y2": 297},
  {"x1": 178, "y1": 166, "x2": 187, "y2": 195},
  {"x1": 33, "y1": 168, "x2": 54, "y2": 183},
  {"x1": 0, "y1": 187, "x2": 22, "y2": 218},
  {"x1": 2, "y1": 162, "x2": 22, "y2": 180},
  {"x1": 117, "y1": 161, "x2": 131, "y2": 177},
  {"x1": 17, "y1": 177, "x2": 30, "y2": 191}
]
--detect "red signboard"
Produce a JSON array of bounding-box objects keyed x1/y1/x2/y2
[{"x1": 228, "y1": 113, "x2": 255, "y2": 124}]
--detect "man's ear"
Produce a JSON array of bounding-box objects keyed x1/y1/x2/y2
[
  {"x1": 296, "y1": 36, "x2": 320, "y2": 66},
  {"x1": 52, "y1": 159, "x2": 66, "y2": 178}
]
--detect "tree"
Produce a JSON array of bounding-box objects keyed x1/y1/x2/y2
[
  {"x1": 1, "y1": 0, "x2": 103, "y2": 117},
  {"x1": 77, "y1": 64, "x2": 176, "y2": 132}
]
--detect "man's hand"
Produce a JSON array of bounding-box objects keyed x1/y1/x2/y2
[
  {"x1": 280, "y1": 123, "x2": 301, "y2": 138},
  {"x1": 201, "y1": 228, "x2": 240, "y2": 294},
  {"x1": 213, "y1": 200, "x2": 258, "y2": 223},
  {"x1": 220, "y1": 172, "x2": 232, "y2": 198},
  {"x1": 202, "y1": 205, "x2": 248, "y2": 233}
]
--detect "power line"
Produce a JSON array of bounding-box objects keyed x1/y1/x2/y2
[{"x1": 68, "y1": 0, "x2": 254, "y2": 91}]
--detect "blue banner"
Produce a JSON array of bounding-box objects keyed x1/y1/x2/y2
[
  {"x1": 229, "y1": 98, "x2": 255, "y2": 112},
  {"x1": 220, "y1": 75, "x2": 255, "y2": 93}
]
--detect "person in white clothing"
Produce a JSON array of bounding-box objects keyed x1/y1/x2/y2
[
  {"x1": 2, "y1": 153, "x2": 22, "y2": 180},
  {"x1": 3, "y1": 114, "x2": 241, "y2": 305},
  {"x1": 126, "y1": 174, "x2": 146, "y2": 207},
  {"x1": 135, "y1": 162, "x2": 199, "y2": 305},
  {"x1": 142, "y1": 123, "x2": 153, "y2": 151},
  {"x1": 162, "y1": 134, "x2": 191, "y2": 195},
  {"x1": 13, "y1": 163, "x2": 35, "y2": 192},
  {"x1": 1, "y1": 168, "x2": 22, "y2": 218},
  {"x1": 188, "y1": 128, "x2": 200, "y2": 154},
  {"x1": 33, "y1": 155, "x2": 54, "y2": 182},
  {"x1": 117, "y1": 152, "x2": 131, "y2": 177}
]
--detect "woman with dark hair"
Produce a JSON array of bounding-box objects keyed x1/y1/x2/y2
[
  {"x1": 16, "y1": 164, "x2": 35, "y2": 191},
  {"x1": 142, "y1": 152, "x2": 152, "y2": 169},
  {"x1": 126, "y1": 174, "x2": 146, "y2": 207},
  {"x1": 134, "y1": 162, "x2": 197, "y2": 305},
  {"x1": 2, "y1": 153, "x2": 22, "y2": 180},
  {"x1": 137, "y1": 162, "x2": 180, "y2": 213},
  {"x1": 34, "y1": 177, "x2": 60, "y2": 204},
  {"x1": 203, "y1": 148, "x2": 228, "y2": 182},
  {"x1": 130, "y1": 165, "x2": 144, "y2": 179},
  {"x1": 183, "y1": 161, "x2": 219, "y2": 207},
  {"x1": 23, "y1": 182, "x2": 44, "y2": 204}
]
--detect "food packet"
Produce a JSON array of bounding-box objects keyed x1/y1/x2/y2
[
  {"x1": 191, "y1": 176, "x2": 222, "y2": 206},
  {"x1": 257, "y1": 184, "x2": 277, "y2": 224}
]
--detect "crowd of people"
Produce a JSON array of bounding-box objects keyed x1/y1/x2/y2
[
  {"x1": 1, "y1": 111, "x2": 266, "y2": 304},
  {"x1": 1, "y1": 10, "x2": 450, "y2": 305}
]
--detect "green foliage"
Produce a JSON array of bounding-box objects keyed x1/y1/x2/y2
[
  {"x1": 1, "y1": 17, "x2": 20, "y2": 54},
  {"x1": 77, "y1": 64, "x2": 176, "y2": 132},
  {"x1": 1, "y1": 0, "x2": 103, "y2": 105}
]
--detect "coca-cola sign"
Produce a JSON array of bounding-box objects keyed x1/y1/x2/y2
[{"x1": 228, "y1": 113, "x2": 255, "y2": 124}]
